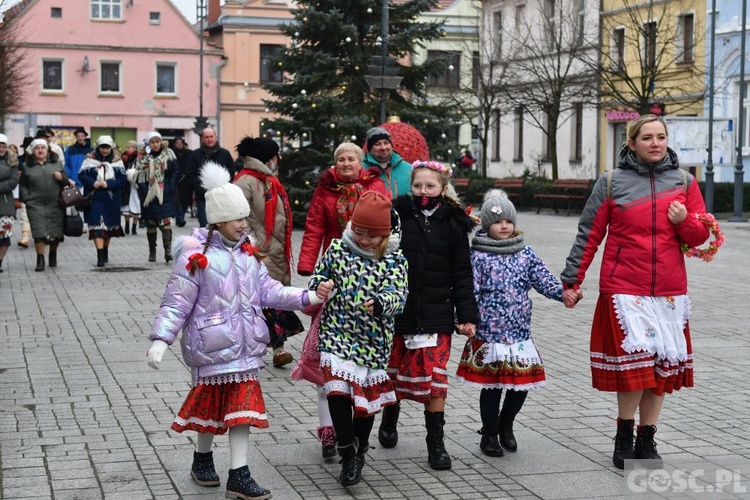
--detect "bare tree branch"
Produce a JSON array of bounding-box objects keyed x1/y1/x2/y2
[{"x1": 0, "y1": 0, "x2": 31, "y2": 132}]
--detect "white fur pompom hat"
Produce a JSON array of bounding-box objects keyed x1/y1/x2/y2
[
  {"x1": 480, "y1": 189, "x2": 517, "y2": 231},
  {"x1": 200, "y1": 161, "x2": 250, "y2": 224}
]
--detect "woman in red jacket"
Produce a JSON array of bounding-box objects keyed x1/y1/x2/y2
[
  {"x1": 293, "y1": 142, "x2": 388, "y2": 459},
  {"x1": 562, "y1": 115, "x2": 709, "y2": 470}
]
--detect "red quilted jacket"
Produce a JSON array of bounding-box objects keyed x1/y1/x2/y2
[{"x1": 297, "y1": 166, "x2": 389, "y2": 276}]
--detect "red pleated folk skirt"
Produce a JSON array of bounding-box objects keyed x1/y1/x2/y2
[
  {"x1": 590, "y1": 294, "x2": 694, "y2": 396},
  {"x1": 387, "y1": 333, "x2": 452, "y2": 403}
]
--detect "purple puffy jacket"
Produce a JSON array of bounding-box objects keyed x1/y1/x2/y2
[{"x1": 150, "y1": 228, "x2": 309, "y2": 382}]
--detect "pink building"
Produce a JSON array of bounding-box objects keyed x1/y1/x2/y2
[{"x1": 2, "y1": 0, "x2": 220, "y2": 150}]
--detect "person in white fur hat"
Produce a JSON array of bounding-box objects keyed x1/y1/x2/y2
[{"x1": 145, "y1": 161, "x2": 323, "y2": 500}]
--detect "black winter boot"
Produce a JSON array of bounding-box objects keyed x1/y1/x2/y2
[
  {"x1": 48, "y1": 251, "x2": 57, "y2": 267},
  {"x1": 225, "y1": 465, "x2": 271, "y2": 500},
  {"x1": 634, "y1": 425, "x2": 662, "y2": 468},
  {"x1": 337, "y1": 439, "x2": 361, "y2": 486},
  {"x1": 162, "y1": 228, "x2": 173, "y2": 263},
  {"x1": 147, "y1": 231, "x2": 157, "y2": 262},
  {"x1": 35, "y1": 254, "x2": 45, "y2": 272},
  {"x1": 378, "y1": 401, "x2": 400, "y2": 448},
  {"x1": 498, "y1": 412, "x2": 518, "y2": 452},
  {"x1": 613, "y1": 418, "x2": 635, "y2": 470},
  {"x1": 0, "y1": 258, "x2": 3, "y2": 272},
  {"x1": 357, "y1": 441, "x2": 369, "y2": 472},
  {"x1": 479, "y1": 420, "x2": 503, "y2": 457},
  {"x1": 103, "y1": 246, "x2": 108, "y2": 263},
  {"x1": 131, "y1": 222, "x2": 137, "y2": 236},
  {"x1": 424, "y1": 411, "x2": 452, "y2": 470},
  {"x1": 96, "y1": 248, "x2": 105, "y2": 267},
  {"x1": 124, "y1": 220, "x2": 130, "y2": 235},
  {"x1": 190, "y1": 451, "x2": 220, "y2": 487}
]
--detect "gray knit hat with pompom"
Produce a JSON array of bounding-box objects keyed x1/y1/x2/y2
[{"x1": 479, "y1": 189, "x2": 517, "y2": 231}]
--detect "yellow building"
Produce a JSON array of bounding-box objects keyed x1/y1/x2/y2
[{"x1": 599, "y1": 0, "x2": 706, "y2": 172}]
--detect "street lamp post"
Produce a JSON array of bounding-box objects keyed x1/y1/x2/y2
[
  {"x1": 730, "y1": 0, "x2": 748, "y2": 222},
  {"x1": 193, "y1": 0, "x2": 209, "y2": 135},
  {"x1": 364, "y1": 0, "x2": 402, "y2": 123},
  {"x1": 705, "y1": 0, "x2": 716, "y2": 213}
]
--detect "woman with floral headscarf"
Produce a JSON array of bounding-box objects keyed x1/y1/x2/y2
[
  {"x1": 79, "y1": 136, "x2": 127, "y2": 267},
  {"x1": 129, "y1": 132, "x2": 177, "y2": 263}
]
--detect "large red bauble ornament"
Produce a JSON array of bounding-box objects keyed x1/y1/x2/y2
[{"x1": 368, "y1": 118, "x2": 429, "y2": 164}]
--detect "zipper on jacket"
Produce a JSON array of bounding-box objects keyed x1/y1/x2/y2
[
  {"x1": 609, "y1": 245, "x2": 623, "y2": 278},
  {"x1": 650, "y1": 170, "x2": 657, "y2": 295}
]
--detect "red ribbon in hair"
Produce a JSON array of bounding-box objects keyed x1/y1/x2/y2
[{"x1": 186, "y1": 253, "x2": 208, "y2": 270}]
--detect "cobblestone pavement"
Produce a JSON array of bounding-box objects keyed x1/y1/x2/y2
[{"x1": 1, "y1": 211, "x2": 748, "y2": 499}]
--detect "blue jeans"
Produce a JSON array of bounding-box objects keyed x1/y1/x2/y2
[{"x1": 196, "y1": 199, "x2": 207, "y2": 227}]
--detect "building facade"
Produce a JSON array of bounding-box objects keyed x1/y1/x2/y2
[
  {"x1": 481, "y1": 0, "x2": 600, "y2": 180},
  {"x1": 1, "y1": 0, "x2": 219, "y2": 149},
  {"x1": 598, "y1": 0, "x2": 706, "y2": 174}
]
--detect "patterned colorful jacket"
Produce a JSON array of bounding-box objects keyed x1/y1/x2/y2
[
  {"x1": 309, "y1": 217, "x2": 408, "y2": 370},
  {"x1": 472, "y1": 244, "x2": 563, "y2": 344},
  {"x1": 561, "y1": 147, "x2": 709, "y2": 296}
]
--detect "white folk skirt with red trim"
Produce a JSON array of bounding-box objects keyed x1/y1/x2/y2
[
  {"x1": 321, "y1": 352, "x2": 396, "y2": 418},
  {"x1": 386, "y1": 333, "x2": 452, "y2": 403},
  {"x1": 171, "y1": 370, "x2": 268, "y2": 435},
  {"x1": 590, "y1": 294, "x2": 694, "y2": 396},
  {"x1": 456, "y1": 337, "x2": 546, "y2": 390}
]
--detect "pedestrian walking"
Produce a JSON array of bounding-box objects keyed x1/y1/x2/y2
[
  {"x1": 293, "y1": 142, "x2": 388, "y2": 459},
  {"x1": 0, "y1": 134, "x2": 19, "y2": 273},
  {"x1": 120, "y1": 141, "x2": 140, "y2": 235},
  {"x1": 455, "y1": 190, "x2": 578, "y2": 457},
  {"x1": 129, "y1": 132, "x2": 177, "y2": 263},
  {"x1": 309, "y1": 191, "x2": 408, "y2": 486},
  {"x1": 185, "y1": 127, "x2": 234, "y2": 227},
  {"x1": 145, "y1": 161, "x2": 322, "y2": 500},
  {"x1": 19, "y1": 138, "x2": 69, "y2": 272},
  {"x1": 381, "y1": 160, "x2": 478, "y2": 470},
  {"x1": 234, "y1": 136, "x2": 302, "y2": 368},
  {"x1": 78, "y1": 136, "x2": 126, "y2": 267},
  {"x1": 561, "y1": 114, "x2": 711, "y2": 469}
]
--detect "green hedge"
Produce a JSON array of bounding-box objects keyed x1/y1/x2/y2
[{"x1": 701, "y1": 182, "x2": 750, "y2": 213}]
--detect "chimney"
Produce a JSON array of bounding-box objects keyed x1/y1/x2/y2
[{"x1": 208, "y1": 0, "x2": 220, "y2": 25}]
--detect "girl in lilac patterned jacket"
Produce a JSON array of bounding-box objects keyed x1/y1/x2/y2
[
  {"x1": 456, "y1": 190, "x2": 578, "y2": 458},
  {"x1": 145, "y1": 162, "x2": 321, "y2": 500}
]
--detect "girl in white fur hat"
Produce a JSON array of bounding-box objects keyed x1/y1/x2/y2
[{"x1": 145, "y1": 162, "x2": 323, "y2": 500}]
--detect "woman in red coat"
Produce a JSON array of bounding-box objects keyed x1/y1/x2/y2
[
  {"x1": 297, "y1": 142, "x2": 389, "y2": 276},
  {"x1": 293, "y1": 142, "x2": 388, "y2": 459}
]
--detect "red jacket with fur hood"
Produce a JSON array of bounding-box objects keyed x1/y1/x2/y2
[{"x1": 297, "y1": 166, "x2": 389, "y2": 276}]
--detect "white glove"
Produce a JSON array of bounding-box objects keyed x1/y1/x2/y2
[
  {"x1": 308, "y1": 290, "x2": 325, "y2": 306},
  {"x1": 146, "y1": 340, "x2": 169, "y2": 370}
]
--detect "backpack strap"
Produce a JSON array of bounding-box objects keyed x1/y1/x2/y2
[
  {"x1": 679, "y1": 168, "x2": 688, "y2": 193},
  {"x1": 606, "y1": 169, "x2": 614, "y2": 200}
]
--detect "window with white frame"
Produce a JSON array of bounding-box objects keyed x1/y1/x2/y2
[
  {"x1": 574, "y1": 0, "x2": 585, "y2": 47},
  {"x1": 513, "y1": 106, "x2": 524, "y2": 161},
  {"x1": 428, "y1": 50, "x2": 461, "y2": 89},
  {"x1": 150, "y1": 12, "x2": 161, "y2": 25},
  {"x1": 91, "y1": 0, "x2": 122, "y2": 20},
  {"x1": 571, "y1": 102, "x2": 583, "y2": 161},
  {"x1": 100, "y1": 61, "x2": 121, "y2": 93},
  {"x1": 677, "y1": 13, "x2": 694, "y2": 63},
  {"x1": 42, "y1": 59, "x2": 63, "y2": 92},
  {"x1": 260, "y1": 44, "x2": 283, "y2": 83},
  {"x1": 611, "y1": 27, "x2": 625, "y2": 71},
  {"x1": 643, "y1": 21, "x2": 657, "y2": 68},
  {"x1": 156, "y1": 63, "x2": 176, "y2": 95}
]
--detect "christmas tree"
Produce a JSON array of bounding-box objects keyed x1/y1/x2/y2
[{"x1": 261, "y1": 0, "x2": 461, "y2": 224}]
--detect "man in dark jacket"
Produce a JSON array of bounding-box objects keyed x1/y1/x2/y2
[{"x1": 185, "y1": 127, "x2": 234, "y2": 227}]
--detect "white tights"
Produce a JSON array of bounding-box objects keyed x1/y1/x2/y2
[
  {"x1": 317, "y1": 385, "x2": 333, "y2": 427},
  {"x1": 194, "y1": 425, "x2": 249, "y2": 469}
]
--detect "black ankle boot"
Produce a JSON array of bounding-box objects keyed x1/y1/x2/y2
[
  {"x1": 634, "y1": 425, "x2": 662, "y2": 467},
  {"x1": 498, "y1": 412, "x2": 517, "y2": 452},
  {"x1": 124, "y1": 220, "x2": 130, "y2": 235},
  {"x1": 147, "y1": 232, "x2": 157, "y2": 262},
  {"x1": 337, "y1": 439, "x2": 361, "y2": 486},
  {"x1": 48, "y1": 251, "x2": 57, "y2": 267},
  {"x1": 162, "y1": 228, "x2": 173, "y2": 263},
  {"x1": 103, "y1": 246, "x2": 108, "y2": 263},
  {"x1": 378, "y1": 401, "x2": 400, "y2": 448},
  {"x1": 96, "y1": 248, "x2": 105, "y2": 267},
  {"x1": 357, "y1": 441, "x2": 369, "y2": 472},
  {"x1": 35, "y1": 254, "x2": 45, "y2": 272},
  {"x1": 190, "y1": 451, "x2": 220, "y2": 487},
  {"x1": 424, "y1": 411, "x2": 452, "y2": 470},
  {"x1": 0, "y1": 258, "x2": 3, "y2": 272},
  {"x1": 479, "y1": 420, "x2": 504, "y2": 457},
  {"x1": 226, "y1": 465, "x2": 271, "y2": 500},
  {"x1": 131, "y1": 223, "x2": 137, "y2": 236},
  {"x1": 613, "y1": 418, "x2": 635, "y2": 469}
]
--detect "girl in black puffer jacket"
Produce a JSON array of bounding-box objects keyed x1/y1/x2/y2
[{"x1": 379, "y1": 160, "x2": 478, "y2": 471}]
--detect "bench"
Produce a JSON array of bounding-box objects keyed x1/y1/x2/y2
[
  {"x1": 475, "y1": 178, "x2": 526, "y2": 209},
  {"x1": 534, "y1": 179, "x2": 591, "y2": 216},
  {"x1": 452, "y1": 178, "x2": 471, "y2": 199}
]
